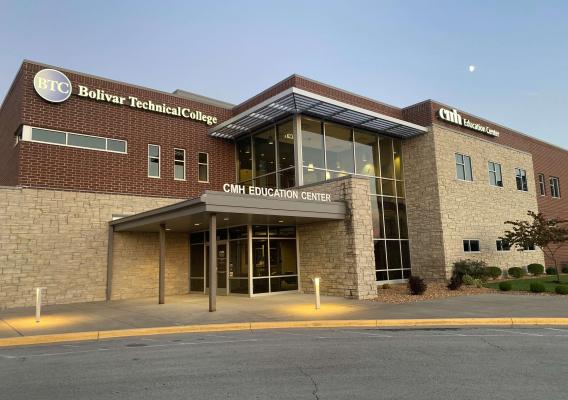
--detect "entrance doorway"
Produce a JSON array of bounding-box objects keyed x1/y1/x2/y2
[{"x1": 205, "y1": 241, "x2": 228, "y2": 295}]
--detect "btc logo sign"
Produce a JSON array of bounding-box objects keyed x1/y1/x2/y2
[{"x1": 33, "y1": 69, "x2": 72, "y2": 103}]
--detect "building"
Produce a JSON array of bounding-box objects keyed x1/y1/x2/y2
[{"x1": 0, "y1": 60, "x2": 566, "y2": 310}]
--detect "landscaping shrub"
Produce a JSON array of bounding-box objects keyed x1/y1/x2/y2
[
  {"x1": 527, "y1": 263, "x2": 545, "y2": 276},
  {"x1": 546, "y1": 267, "x2": 557, "y2": 275},
  {"x1": 453, "y1": 260, "x2": 488, "y2": 280},
  {"x1": 562, "y1": 266, "x2": 568, "y2": 274},
  {"x1": 529, "y1": 282, "x2": 546, "y2": 293},
  {"x1": 508, "y1": 267, "x2": 525, "y2": 279},
  {"x1": 473, "y1": 279, "x2": 484, "y2": 288},
  {"x1": 499, "y1": 281, "x2": 513, "y2": 291},
  {"x1": 447, "y1": 274, "x2": 463, "y2": 291},
  {"x1": 408, "y1": 276, "x2": 427, "y2": 295},
  {"x1": 382, "y1": 283, "x2": 391, "y2": 289},
  {"x1": 462, "y1": 274, "x2": 475, "y2": 286},
  {"x1": 485, "y1": 266, "x2": 502, "y2": 280},
  {"x1": 408, "y1": 275, "x2": 428, "y2": 295},
  {"x1": 555, "y1": 286, "x2": 568, "y2": 295}
]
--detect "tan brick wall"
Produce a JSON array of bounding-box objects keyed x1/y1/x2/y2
[
  {"x1": 297, "y1": 176, "x2": 377, "y2": 300},
  {"x1": 404, "y1": 126, "x2": 545, "y2": 281},
  {"x1": 0, "y1": 187, "x2": 183, "y2": 309}
]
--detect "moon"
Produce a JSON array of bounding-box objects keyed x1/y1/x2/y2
[{"x1": 468, "y1": 65, "x2": 476, "y2": 72}]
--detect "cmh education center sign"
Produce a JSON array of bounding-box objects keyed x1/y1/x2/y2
[
  {"x1": 437, "y1": 107, "x2": 500, "y2": 137},
  {"x1": 223, "y1": 184, "x2": 332, "y2": 202}
]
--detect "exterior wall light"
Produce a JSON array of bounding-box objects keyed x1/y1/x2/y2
[{"x1": 312, "y1": 277, "x2": 321, "y2": 310}]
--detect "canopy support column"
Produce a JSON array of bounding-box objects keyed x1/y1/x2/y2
[
  {"x1": 159, "y1": 223, "x2": 166, "y2": 304},
  {"x1": 209, "y1": 213, "x2": 217, "y2": 312}
]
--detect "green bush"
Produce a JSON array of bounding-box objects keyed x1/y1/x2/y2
[
  {"x1": 447, "y1": 274, "x2": 463, "y2": 291},
  {"x1": 555, "y1": 286, "x2": 568, "y2": 295},
  {"x1": 508, "y1": 267, "x2": 525, "y2": 279},
  {"x1": 499, "y1": 281, "x2": 513, "y2": 291},
  {"x1": 453, "y1": 260, "x2": 488, "y2": 280},
  {"x1": 408, "y1": 276, "x2": 427, "y2": 295},
  {"x1": 527, "y1": 263, "x2": 545, "y2": 276},
  {"x1": 546, "y1": 267, "x2": 557, "y2": 275},
  {"x1": 485, "y1": 267, "x2": 502, "y2": 280},
  {"x1": 530, "y1": 282, "x2": 546, "y2": 293},
  {"x1": 474, "y1": 279, "x2": 484, "y2": 288},
  {"x1": 562, "y1": 266, "x2": 568, "y2": 274},
  {"x1": 462, "y1": 274, "x2": 475, "y2": 286}
]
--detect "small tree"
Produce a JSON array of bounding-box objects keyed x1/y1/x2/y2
[{"x1": 501, "y1": 211, "x2": 568, "y2": 282}]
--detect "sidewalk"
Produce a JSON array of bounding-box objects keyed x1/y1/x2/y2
[{"x1": 1, "y1": 293, "x2": 568, "y2": 341}]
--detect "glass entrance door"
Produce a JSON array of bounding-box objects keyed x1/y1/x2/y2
[{"x1": 205, "y1": 241, "x2": 228, "y2": 295}]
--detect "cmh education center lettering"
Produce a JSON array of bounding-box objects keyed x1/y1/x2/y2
[
  {"x1": 223, "y1": 184, "x2": 332, "y2": 202},
  {"x1": 33, "y1": 68, "x2": 218, "y2": 126},
  {"x1": 438, "y1": 107, "x2": 499, "y2": 137}
]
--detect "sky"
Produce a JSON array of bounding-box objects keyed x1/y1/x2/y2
[{"x1": 1, "y1": 0, "x2": 567, "y2": 147}]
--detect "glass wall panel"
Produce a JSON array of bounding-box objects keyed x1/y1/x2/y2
[
  {"x1": 397, "y1": 199, "x2": 408, "y2": 239},
  {"x1": 301, "y1": 117, "x2": 325, "y2": 169},
  {"x1": 229, "y1": 240, "x2": 248, "y2": 278},
  {"x1": 374, "y1": 240, "x2": 387, "y2": 270},
  {"x1": 325, "y1": 122, "x2": 354, "y2": 174},
  {"x1": 253, "y1": 278, "x2": 269, "y2": 294},
  {"x1": 381, "y1": 179, "x2": 396, "y2": 197},
  {"x1": 386, "y1": 240, "x2": 402, "y2": 270},
  {"x1": 278, "y1": 168, "x2": 295, "y2": 189},
  {"x1": 303, "y1": 168, "x2": 326, "y2": 185},
  {"x1": 354, "y1": 130, "x2": 379, "y2": 176},
  {"x1": 252, "y1": 239, "x2": 268, "y2": 277},
  {"x1": 237, "y1": 137, "x2": 253, "y2": 182},
  {"x1": 379, "y1": 137, "x2": 394, "y2": 179},
  {"x1": 229, "y1": 279, "x2": 248, "y2": 294},
  {"x1": 396, "y1": 181, "x2": 405, "y2": 198},
  {"x1": 254, "y1": 174, "x2": 277, "y2": 188},
  {"x1": 254, "y1": 128, "x2": 276, "y2": 177},
  {"x1": 271, "y1": 276, "x2": 298, "y2": 292},
  {"x1": 253, "y1": 225, "x2": 268, "y2": 237},
  {"x1": 190, "y1": 244, "x2": 204, "y2": 277},
  {"x1": 401, "y1": 241, "x2": 411, "y2": 269},
  {"x1": 269, "y1": 240, "x2": 298, "y2": 276},
  {"x1": 371, "y1": 196, "x2": 384, "y2": 239},
  {"x1": 393, "y1": 139, "x2": 404, "y2": 180},
  {"x1": 190, "y1": 280, "x2": 204, "y2": 292},
  {"x1": 229, "y1": 226, "x2": 247, "y2": 239},
  {"x1": 277, "y1": 120, "x2": 295, "y2": 170},
  {"x1": 383, "y1": 197, "x2": 399, "y2": 238}
]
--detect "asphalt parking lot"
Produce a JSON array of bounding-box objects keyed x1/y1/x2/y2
[{"x1": 1, "y1": 326, "x2": 567, "y2": 399}]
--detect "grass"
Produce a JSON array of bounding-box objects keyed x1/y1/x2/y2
[{"x1": 485, "y1": 274, "x2": 568, "y2": 293}]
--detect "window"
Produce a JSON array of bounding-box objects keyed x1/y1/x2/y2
[
  {"x1": 148, "y1": 144, "x2": 160, "y2": 178},
  {"x1": 174, "y1": 148, "x2": 186, "y2": 180},
  {"x1": 488, "y1": 161, "x2": 503, "y2": 187},
  {"x1": 455, "y1": 153, "x2": 473, "y2": 181},
  {"x1": 496, "y1": 240, "x2": 511, "y2": 251},
  {"x1": 515, "y1": 168, "x2": 528, "y2": 191},
  {"x1": 28, "y1": 127, "x2": 127, "y2": 153},
  {"x1": 550, "y1": 176, "x2": 561, "y2": 198},
  {"x1": 523, "y1": 243, "x2": 536, "y2": 251},
  {"x1": 198, "y1": 152, "x2": 209, "y2": 183},
  {"x1": 538, "y1": 174, "x2": 546, "y2": 196},
  {"x1": 463, "y1": 239, "x2": 480, "y2": 252}
]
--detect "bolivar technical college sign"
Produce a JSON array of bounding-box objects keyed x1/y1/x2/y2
[
  {"x1": 437, "y1": 107, "x2": 499, "y2": 137},
  {"x1": 33, "y1": 68, "x2": 218, "y2": 126},
  {"x1": 223, "y1": 184, "x2": 332, "y2": 202}
]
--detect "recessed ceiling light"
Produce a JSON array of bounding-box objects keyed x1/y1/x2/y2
[
  {"x1": 278, "y1": 220, "x2": 284, "y2": 223},
  {"x1": 165, "y1": 228, "x2": 172, "y2": 231},
  {"x1": 223, "y1": 217, "x2": 229, "y2": 221},
  {"x1": 194, "y1": 223, "x2": 200, "y2": 226}
]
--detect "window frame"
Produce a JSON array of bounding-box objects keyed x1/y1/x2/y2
[
  {"x1": 455, "y1": 153, "x2": 473, "y2": 182},
  {"x1": 23, "y1": 125, "x2": 127, "y2": 154},
  {"x1": 198, "y1": 152, "x2": 210, "y2": 183},
  {"x1": 463, "y1": 239, "x2": 481, "y2": 253},
  {"x1": 515, "y1": 168, "x2": 528, "y2": 192},
  {"x1": 550, "y1": 176, "x2": 561, "y2": 198},
  {"x1": 148, "y1": 144, "x2": 161, "y2": 178},
  {"x1": 538, "y1": 173, "x2": 546, "y2": 196},
  {"x1": 488, "y1": 161, "x2": 503, "y2": 187},
  {"x1": 496, "y1": 239, "x2": 511, "y2": 252},
  {"x1": 174, "y1": 148, "x2": 186, "y2": 181}
]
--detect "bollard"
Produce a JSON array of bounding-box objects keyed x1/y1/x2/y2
[
  {"x1": 312, "y1": 277, "x2": 321, "y2": 310},
  {"x1": 35, "y1": 287, "x2": 46, "y2": 323}
]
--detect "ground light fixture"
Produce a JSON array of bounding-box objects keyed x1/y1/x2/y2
[
  {"x1": 35, "y1": 287, "x2": 46, "y2": 323},
  {"x1": 312, "y1": 277, "x2": 321, "y2": 310}
]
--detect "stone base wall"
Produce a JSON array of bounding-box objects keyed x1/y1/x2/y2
[
  {"x1": 298, "y1": 176, "x2": 376, "y2": 300},
  {"x1": 0, "y1": 187, "x2": 182, "y2": 309}
]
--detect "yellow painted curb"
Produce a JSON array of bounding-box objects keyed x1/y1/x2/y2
[{"x1": 2, "y1": 318, "x2": 568, "y2": 348}]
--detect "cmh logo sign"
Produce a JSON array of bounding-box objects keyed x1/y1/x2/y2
[{"x1": 33, "y1": 69, "x2": 72, "y2": 103}]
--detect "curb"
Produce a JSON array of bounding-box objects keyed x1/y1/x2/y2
[{"x1": 1, "y1": 318, "x2": 568, "y2": 348}]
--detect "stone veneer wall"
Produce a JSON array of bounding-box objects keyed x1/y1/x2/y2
[
  {"x1": 0, "y1": 187, "x2": 185, "y2": 309},
  {"x1": 297, "y1": 176, "x2": 377, "y2": 300},
  {"x1": 403, "y1": 126, "x2": 545, "y2": 281},
  {"x1": 433, "y1": 124, "x2": 544, "y2": 275}
]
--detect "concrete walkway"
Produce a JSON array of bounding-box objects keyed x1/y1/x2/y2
[{"x1": 1, "y1": 293, "x2": 567, "y2": 339}]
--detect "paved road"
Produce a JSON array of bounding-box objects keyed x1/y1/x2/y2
[{"x1": 1, "y1": 327, "x2": 567, "y2": 399}]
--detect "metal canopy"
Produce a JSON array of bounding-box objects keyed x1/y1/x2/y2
[
  {"x1": 209, "y1": 87, "x2": 427, "y2": 140},
  {"x1": 110, "y1": 190, "x2": 346, "y2": 233}
]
